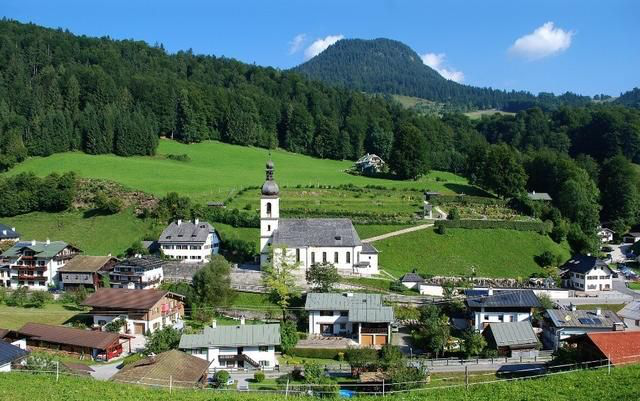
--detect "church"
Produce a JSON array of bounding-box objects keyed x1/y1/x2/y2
[{"x1": 259, "y1": 160, "x2": 379, "y2": 276}]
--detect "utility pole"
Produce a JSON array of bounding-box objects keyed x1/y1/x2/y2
[
  {"x1": 169, "y1": 375, "x2": 173, "y2": 393},
  {"x1": 382, "y1": 379, "x2": 385, "y2": 397},
  {"x1": 465, "y1": 365, "x2": 469, "y2": 390},
  {"x1": 285, "y1": 378, "x2": 289, "y2": 398},
  {"x1": 56, "y1": 361, "x2": 59, "y2": 383}
]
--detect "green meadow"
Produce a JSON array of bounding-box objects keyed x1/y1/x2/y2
[{"x1": 5, "y1": 139, "x2": 484, "y2": 203}]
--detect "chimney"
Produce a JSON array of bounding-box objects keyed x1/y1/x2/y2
[
  {"x1": 240, "y1": 315, "x2": 245, "y2": 325},
  {"x1": 46, "y1": 238, "x2": 50, "y2": 245},
  {"x1": 211, "y1": 320, "x2": 217, "y2": 329},
  {"x1": 195, "y1": 218, "x2": 199, "y2": 225},
  {"x1": 595, "y1": 307, "x2": 602, "y2": 316},
  {"x1": 613, "y1": 322, "x2": 625, "y2": 331},
  {"x1": 177, "y1": 219, "x2": 182, "y2": 226},
  {"x1": 570, "y1": 303, "x2": 576, "y2": 311},
  {"x1": 487, "y1": 288, "x2": 494, "y2": 296},
  {"x1": 31, "y1": 239, "x2": 36, "y2": 246}
]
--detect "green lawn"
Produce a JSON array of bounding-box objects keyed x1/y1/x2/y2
[
  {"x1": 355, "y1": 224, "x2": 417, "y2": 240},
  {"x1": 231, "y1": 292, "x2": 279, "y2": 309},
  {"x1": 628, "y1": 282, "x2": 640, "y2": 290},
  {"x1": 374, "y1": 228, "x2": 571, "y2": 278},
  {"x1": 1, "y1": 209, "x2": 154, "y2": 256},
  {"x1": 0, "y1": 303, "x2": 83, "y2": 330},
  {"x1": 576, "y1": 304, "x2": 625, "y2": 313},
  {"x1": 1, "y1": 364, "x2": 639, "y2": 401},
  {"x1": 5, "y1": 139, "x2": 484, "y2": 203},
  {"x1": 214, "y1": 223, "x2": 259, "y2": 243}
]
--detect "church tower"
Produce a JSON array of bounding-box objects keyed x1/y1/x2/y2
[{"x1": 260, "y1": 160, "x2": 279, "y2": 266}]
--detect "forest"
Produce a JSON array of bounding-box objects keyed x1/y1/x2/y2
[{"x1": 2, "y1": 19, "x2": 640, "y2": 253}]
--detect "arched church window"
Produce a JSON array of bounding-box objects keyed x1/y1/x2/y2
[{"x1": 266, "y1": 202, "x2": 272, "y2": 217}]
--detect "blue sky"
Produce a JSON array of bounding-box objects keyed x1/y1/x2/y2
[{"x1": 3, "y1": 0, "x2": 638, "y2": 96}]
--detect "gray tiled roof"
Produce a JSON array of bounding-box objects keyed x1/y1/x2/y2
[
  {"x1": 0, "y1": 341, "x2": 29, "y2": 365},
  {"x1": 486, "y1": 321, "x2": 538, "y2": 347},
  {"x1": 618, "y1": 301, "x2": 640, "y2": 321},
  {"x1": 158, "y1": 220, "x2": 213, "y2": 244},
  {"x1": 546, "y1": 309, "x2": 623, "y2": 328},
  {"x1": 400, "y1": 272, "x2": 424, "y2": 283},
  {"x1": 179, "y1": 324, "x2": 280, "y2": 348},
  {"x1": 361, "y1": 243, "x2": 378, "y2": 254},
  {"x1": 465, "y1": 289, "x2": 542, "y2": 309},
  {"x1": 116, "y1": 256, "x2": 165, "y2": 271},
  {"x1": 527, "y1": 192, "x2": 552, "y2": 201},
  {"x1": 561, "y1": 255, "x2": 611, "y2": 274},
  {"x1": 272, "y1": 219, "x2": 361, "y2": 247},
  {"x1": 0, "y1": 224, "x2": 20, "y2": 240},
  {"x1": 304, "y1": 293, "x2": 394, "y2": 323}
]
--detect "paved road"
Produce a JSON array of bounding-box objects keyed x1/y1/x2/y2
[
  {"x1": 362, "y1": 224, "x2": 433, "y2": 243},
  {"x1": 613, "y1": 277, "x2": 640, "y2": 299},
  {"x1": 90, "y1": 361, "x2": 121, "y2": 380}
]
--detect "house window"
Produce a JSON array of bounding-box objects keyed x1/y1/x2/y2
[
  {"x1": 498, "y1": 315, "x2": 504, "y2": 322},
  {"x1": 266, "y1": 202, "x2": 272, "y2": 217},
  {"x1": 322, "y1": 252, "x2": 327, "y2": 263},
  {"x1": 346, "y1": 252, "x2": 351, "y2": 263},
  {"x1": 311, "y1": 252, "x2": 315, "y2": 264},
  {"x1": 339, "y1": 324, "x2": 346, "y2": 331},
  {"x1": 268, "y1": 225, "x2": 271, "y2": 232},
  {"x1": 320, "y1": 311, "x2": 333, "y2": 317},
  {"x1": 296, "y1": 249, "x2": 300, "y2": 263},
  {"x1": 636, "y1": 320, "x2": 640, "y2": 327},
  {"x1": 340, "y1": 311, "x2": 348, "y2": 317},
  {"x1": 334, "y1": 252, "x2": 339, "y2": 264},
  {"x1": 260, "y1": 360, "x2": 270, "y2": 367},
  {"x1": 258, "y1": 346, "x2": 268, "y2": 352},
  {"x1": 483, "y1": 315, "x2": 490, "y2": 321}
]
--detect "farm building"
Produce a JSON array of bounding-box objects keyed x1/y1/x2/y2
[
  {"x1": 158, "y1": 219, "x2": 220, "y2": 263},
  {"x1": 58, "y1": 255, "x2": 118, "y2": 291},
  {"x1": 111, "y1": 349, "x2": 210, "y2": 387},
  {"x1": 354, "y1": 153, "x2": 386, "y2": 174},
  {"x1": 482, "y1": 321, "x2": 539, "y2": 357}
]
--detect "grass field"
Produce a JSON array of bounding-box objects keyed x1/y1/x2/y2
[
  {"x1": 464, "y1": 109, "x2": 516, "y2": 119},
  {"x1": 1, "y1": 364, "x2": 638, "y2": 401},
  {"x1": 5, "y1": 139, "x2": 483, "y2": 203},
  {"x1": 375, "y1": 228, "x2": 571, "y2": 278},
  {"x1": 1, "y1": 209, "x2": 153, "y2": 256},
  {"x1": 628, "y1": 282, "x2": 640, "y2": 290},
  {"x1": 0, "y1": 303, "x2": 83, "y2": 330}
]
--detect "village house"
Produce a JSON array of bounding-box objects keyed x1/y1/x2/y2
[
  {"x1": 305, "y1": 293, "x2": 394, "y2": 346},
  {"x1": 618, "y1": 301, "x2": 640, "y2": 330},
  {"x1": 58, "y1": 255, "x2": 118, "y2": 291},
  {"x1": 111, "y1": 349, "x2": 210, "y2": 388},
  {"x1": 0, "y1": 240, "x2": 80, "y2": 290},
  {"x1": 158, "y1": 219, "x2": 220, "y2": 263},
  {"x1": 465, "y1": 289, "x2": 542, "y2": 331},
  {"x1": 0, "y1": 340, "x2": 29, "y2": 372},
  {"x1": 1, "y1": 323, "x2": 130, "y2": 361},
  {"x1": 354, "y1": 153, "x2": 386, "y2": 174},
  {"x1": 260, "y1": 161, "x2": 379, "y2": 276},
  {"x1": 560, "y1": 255, "x2": 613, "y2": 292},
  {"x1": 108, "y1": 256, "x2": 164, "y2": 290},
  {"x1": 542, "y1": 306, "x2": 625, "y2": 350},
  {"x1": 597, "y1": 227, "x2": 615, "y2": 243},
  {"x1": 82, "y1": 288, "x2": 185, "y2": 335},
  {"x1": 400, "y1": 272, "x2": 425, "y2": 289},
  {"x1": 482, "y1": 321, "x2": 539, "y2": 357},
  {"x1": 0, "y1": 224, "x2": 20, "y2": 243},
  {"x1": 567, "y1": 331, "x2": 640, "y2": 365},
  {"x1": 180, "y1": 321, "x2": 280, "y2": 371},
  {"x1": 622, "y1": 232, "x2": 640, "y2": 244}
]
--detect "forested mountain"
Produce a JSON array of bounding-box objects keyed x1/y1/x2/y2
[
  {"x1": 293, "y1": 38, "x2": 592, "y2": 112},
  {"x1": 616, "y1": 88, "x2": 640, "y2": 108}
]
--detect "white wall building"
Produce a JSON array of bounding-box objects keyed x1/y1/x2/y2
[
  {"x1": 0, "y1": 340, "x2": 29, "y2": 372},
  {"x1": 158, "y1": 219, "x2": 219, "y2": 263},
  {"x1": 0, "y1": 240, "x2": 80, "y2": 290},
  {"x1": 618, "y1": 301, "x2": 640, "y2": 331},
  {"x1": 543, "y1": 307, "x2": 625, "y2": 350},
  {"x1": 465, "y1": 289, "x2": 542, "y2": 331},
  {"x1": 597, "y1": 227, "x2": 615, "y2": 243},
  {"x1": 259, "y1": 160, "x2": 379, "y2": 276},
  {"x1": 180, "y1": 322, "x2": 280, "y2": 371},
  {"x1": 561, "y1": 255, "x2": 613, "y2": 292}
]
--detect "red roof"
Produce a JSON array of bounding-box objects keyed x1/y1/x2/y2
[
  {"x1": 586, "y1": 331, "x2": 640, "y2": 365},
  {"x1": 17, "y1": 323, "x2": 122, "y2": 351}
]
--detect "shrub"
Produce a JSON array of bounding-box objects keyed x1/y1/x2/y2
[
  {"x1": 214, "y1": 370, "x2": 230, "y2": 387},
  {"x1": 435, "y1": 224, "x2": 447, "y2": 235},
  {"x1": 29, "y1": 291, "x2": 52, "y2": 308},
  {"x1": 280, "y1": 321, "x2": 299, "y2": 354},
  {"x1": 5, "y1": 286, "x2": 28, "y2": 307},
  {"x1": 389, "y1": 280, "x2": 406, "y2": 292},
  {"x1": 447, "y1": 207, "x2": 461, "y2": 220},
  {"x1": 94, "y1": 192, "x2": 123, "y2": 214},
  {"x1": 121, "y1": 353, "x2": 145, "y2": 366},
  {"x1": 166, "y1": 153, "x2": 191, "y2": 162},
  {"x1": 253, "y1": 371, "x2": 265, "y2": 383},
  {"x1": 104, "y1": 318, "x2": 126, "y2": 333}
]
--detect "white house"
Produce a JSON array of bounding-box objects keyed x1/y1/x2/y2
[
  {"x1": 180, "y1": 321, "x2": 280, "y2": 371},
  {"x1": 465, "y1": 289, "x2": 542, "y2": 331},
  {"x1": 618, "y1": 301, "x2": 640, "y2": 331},
  {"x1": 623, "y1": 232, "x2": 640, "y2": 244},
  {"x1": 542, "y1": 307, "x2": 625, "y2": 350},
  {"x1": 0, "y1": 340, "x2": 29, "y2": 372},
  {"x1": 0, "y1": 224, "x2": 20, "y2": 243},
  {"x1": 158, "y1": 219, "x2": 220, "y2": 263},
  {"x1": 108, "y1": 256, "x2": 164, "y2": 290},
  {"x1": 597, "y1": 227, "x2": 615, "y2": 243},
  {"x1": 305, "y1": 293, "x2": 394, "y2": 346},
  {"x1": 0, "y1": 240, "x2": 80, "y2": 290},
  {"x1": 83, "y1": 288, "x2": 185, "y2": 335},
  {"x1": 400, "y1": 272, "x2": 425, "y2": 289},
  {"x1": 561, "y1": 255, "x2": 613, "y2": 292},
  {"x1": 355, "y1": 153, "x2": 385, "y2": 174},
  {"x1": 259, "y1": 160, "x2": 379, "y2": 276}
]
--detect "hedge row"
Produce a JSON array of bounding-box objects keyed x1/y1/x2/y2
[
  {"x1": 281, "y1": 208, "x2": 416, "y2": 225},
  {"x1": 429, "y1": 194, "x2": 506, "y2": 206},
  {"x1": 287, "y1": 348, "x2": 348, "y2": 360},
  {"x1": 435, "y1": 219, "x2": 552, "y2": 234}
]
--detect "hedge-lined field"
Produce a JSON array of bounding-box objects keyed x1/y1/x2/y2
[
  {"x1": 375, "y1": 228, "x2": 570, "y2": 278},
  {"x1": 1, "y1": 364, "x2": 638, "y2": 401},
  {"x1": 5, "y1": 139, "x2": 484, "y2": 203}
]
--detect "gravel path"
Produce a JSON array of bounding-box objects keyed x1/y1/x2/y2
[{"x1": 362, "y1": 224, "x2": 434, "y2": 243}]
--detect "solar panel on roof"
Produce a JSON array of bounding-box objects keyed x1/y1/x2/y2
[
  {"x1": 578, "y1": 318, "x2": 594, "y2": 325},
  {"x1": 591, "y1": 318, "x2": 602, "y2": 325}
]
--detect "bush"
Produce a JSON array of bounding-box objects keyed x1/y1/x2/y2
[
  {"x1": 94, "y1": 192, "x2": 123, "y2": 214},
  {"x1": 435, "y1": 219, "x2": 551, "y2": 234},
  {"x1": 389, "y1": 280, "x2": 406, "y2": 292},
  {"x1": 166, "y1": 153, "x2": 191, "y2": 162},
  {"x1": 435, "y1": 224, "x2": 447, "y2": 235},
  {"x1": 5, "y1": 286, "x2": 28, "y2": 307},
  {"x1": 447, "y1": 207, "x2": 460, "y2": 220},
  {"x1": 29, "y1": 291, "x2": 52, "y2": 308},
  {"x1": 288, "y1": 348, "x2": 346, "y2": 360},
  {"x1": 253, "y1": 371, "x2": 265, "y2": 383},
  {"x1": 214, "y1": 370, "x2": 230, "y2": 387},
  {"x1": 104, "y1": 318, "x2": 126, "y2": 333}
]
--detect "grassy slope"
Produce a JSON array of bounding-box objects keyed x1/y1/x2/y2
[
  {"x1": 1, "y1": 365, "x2": 638, "y2": 401},
  {"x1": 375, "y1": 228, "x2": 571, "y2": 278},
  {"x1": 5, "y1": 139, "x2": 482, "y2": 203},
  {"x1": 0, "y1": 304, "x2": 82, "y2": 330},
  {"x1": 464, "y1": 109, "x2": 516, "y2": 119},
  {"x1": 1, "y1": 209, "x2": 153, "y2": 256}
]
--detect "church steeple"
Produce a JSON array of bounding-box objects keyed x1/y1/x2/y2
[
  {"x1": 260, "y1": 159, "x2": 279, "y2": 266},
  {"x1": 261, "y1": 160, "x2": 279, "y2": 196}
]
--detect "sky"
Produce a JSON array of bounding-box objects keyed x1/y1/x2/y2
[{"x1": 2, "y1": 0, "x2": 638, "y2": 96}]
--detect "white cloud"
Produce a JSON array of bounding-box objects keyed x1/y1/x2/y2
[
  {"x1": 420, "y1": 52, "x2": 464, "y2": 83},
  {"x1": 289, "y1": 33, "x2": 306, "y2": 55},
  {"x1": 304, "y1": 34, "x2": 344, "y2": 60},
  {"x1": 509, "y1": 22, "x2": 574, "y2": 60}
]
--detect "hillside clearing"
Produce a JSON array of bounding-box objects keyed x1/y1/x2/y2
[
  {"x1": 375, "y1": 228, "x2": 571, "y2": 278},
  {"x1": 5, "y1": 139, "x2": 484, "y2": 203}
]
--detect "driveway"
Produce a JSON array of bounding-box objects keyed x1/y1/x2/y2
[
  {"x1": 230, "y1": 373, "x2": 253, "y2": 391},
  {"x1": 89, "y1": 361, "x2": 122, "y2": 380},
  {"x1": 391, "y1": 326, "x2": 416, "y2": 355},
  {"x1": 613, "y1": 277, "x2": 640, "y2": 299}
]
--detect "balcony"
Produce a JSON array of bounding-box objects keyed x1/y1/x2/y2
[
  {"x1": 17, "y1": 274, "x2": 47, "y2": 281},
  {"x1": 360, "y1": 326, "x2": 389, "y2": 334}
]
